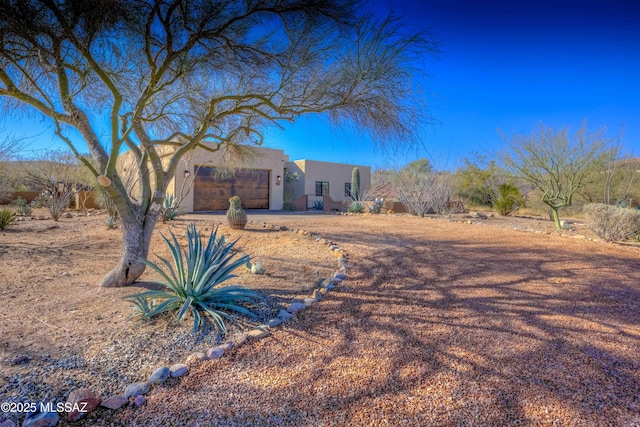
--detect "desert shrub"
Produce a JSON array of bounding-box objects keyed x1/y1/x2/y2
[
  {"x1": 583, "y1": 203, "x2": 640, "y2": 242},
  {"x1": 282, "y1": 201, "x2": 296, "y2": 211},
  {"x1": 11, "y1": 197, "x2": 35, "y2": 216},
  {"x1": 34, "y1": 188, "x2": 74, "y2": 221},
  {"x1": 394, "y1": 168, "x2": 453, "y2": 216},
  {"x1": 312, "y1": 199, "x2": 324, "y2": 210},
  {"x1": 370, "y1": 197, "x2": 384, "y2": 214},
  {"x1": 0, "y1": 208, "x2": 16, "y2": 230},
  {"x1": 493, "y1": 183, "x2": 523, "y2": 216},
  {"x1": 105, "y1": 216, "x2": 118, "y2": 229},
  {"x1": 348, "y1": 201, "x2": 365, "y2": 213},
  {"x1": 127, "y1": 223, "x2": 263, "y2": 333}
]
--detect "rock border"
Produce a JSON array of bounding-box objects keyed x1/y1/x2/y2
[{"x1": 6, "y1": 221, "x2": 349, "y2": 427}]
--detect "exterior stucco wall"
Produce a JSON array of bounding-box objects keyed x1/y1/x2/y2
[
  {"x1": 119, "y1": 145, "x2": 371, "y2": 212},
  {"x1": 175, "y1": 146, "x2": 287, "y2": 212},
  {"x1": 286, "y1": 160, "x2": 371, "y2": 203}
]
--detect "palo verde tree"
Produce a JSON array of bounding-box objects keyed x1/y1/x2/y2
[
  {"x1": 0, "y1": 0, "x2": 438, "y2": 286},
  {"x1": 496, "y1": 121, "x2": 611, "y2": 229}
]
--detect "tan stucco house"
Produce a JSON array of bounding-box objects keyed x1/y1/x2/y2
[{"x1": 169, "y1": 145, "x2": 371, "y2": 212}]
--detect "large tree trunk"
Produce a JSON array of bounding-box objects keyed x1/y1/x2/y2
[
  {"x1": 549, "y1": 205, "x2": 562, "y2": 230},
  {"x1": 99, "y1": 214, "x2": 158, "y2": 287}
]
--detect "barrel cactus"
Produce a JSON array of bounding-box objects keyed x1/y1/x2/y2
[{"x1": 227, "y1": 196, "x2": 247, "y2": 230}]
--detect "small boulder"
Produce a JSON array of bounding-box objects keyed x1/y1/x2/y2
[
  {"x1": 266, "y1": 318, "x2": 282, "y2": 327},
  {"x1": 169, "y1": 364, "x2": 188, "y2": 378},
  {"x1": 184, "y1": 353, "x2": 207, "y2": 366},
  {"x1": 469, "y1": 211, "x2": 488, "y2": 219},
  {"x1": 311, "y1": 289, "x2": 323, "y2": 300},
  {"x1": 232, "y1": 332, "x2": 248, "y2": 347},
  {"x1": 149, "y1": 366, "x2": 170, "y2": 385},
  {"x1": 287, "y1": 302, "x2": 307, "y2": 313},
  {"x1": 22, "y1": 409, "x2": 59, "y2": 427},
  {"x1": 100, "y1": 395, "x2": 128, "y2": 410},
  {"x1": 277, "y1": 309, "x2": 293, "y2": 320},
  {"x1": 10, "y1": 355, "x2": 29, "y2": 365},
  {"x1": 66, "y1": 388, "x2": 101, "y2": 422},
  {"x1": 247, "y1": 328, "x2": 270, "y2": 339},
  {"x1": 124, "y1": 382, "x2": 150, "y2": 399},
  {"x1": 321, "y1": 278, "x2": 338, "y2": 287},
  {"x1": 205, "y1": 347, "x2": 225, "y2": 360},
  {"x1": 334, "y1": 272, "x2": 346, "y2": 280},
  {"x1": 132, "y1": 396, "x2": 146, "y2": 407},
  {"x1": 217, "y1": 342, "x2": 233, "y2": 351},
  {"x1": 304, "y1": 298, "x2": 318, "y2": 305}
]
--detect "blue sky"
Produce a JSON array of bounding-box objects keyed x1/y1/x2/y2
[
  {"x1": 266, "y1": 0, "x2": 640, "y2": 169},
  {"x1": 4, "y1": 0, "x2": 640, "y2": 171}
]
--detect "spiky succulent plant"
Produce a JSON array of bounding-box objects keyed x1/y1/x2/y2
[
  {"x1": 127, "y1": 223, "x2": 263, "y2": 333},
  {"x1": 0, "y1": 208, "x2": 16, "y2": 230},
  {"x1": 226, "y1": 195, "x2": 247, "y2": 230}
]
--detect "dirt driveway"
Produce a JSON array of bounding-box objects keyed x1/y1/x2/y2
[
  {"x1": 109, "y1": 213, "x2": 640, "y2": 426},
  {"x1": 2, "y1": 212, "x2": 640, "y2": 426}
]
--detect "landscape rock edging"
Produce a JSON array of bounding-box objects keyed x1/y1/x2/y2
[{"x1": 16, "y1": 221, "x2": 350, "y2": 426}]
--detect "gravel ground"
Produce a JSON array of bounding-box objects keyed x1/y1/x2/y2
[
  {"x1": 75, "y1": 213, "x2": 640, "y2": 427},
  {"x1": 2, "y1": 212, "x2": 640, "y2": 426}
]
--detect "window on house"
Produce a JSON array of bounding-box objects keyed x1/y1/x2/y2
[
  {"x1": 315, "y1": 181, "x2": 329, "y2": 196},
  {"x1": 344, "y1": 183, "x2": 351, "y2": 198}
]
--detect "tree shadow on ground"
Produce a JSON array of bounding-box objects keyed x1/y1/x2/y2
[{"x1": 87, "y1": 223, "x2": 640, "y2": 426}]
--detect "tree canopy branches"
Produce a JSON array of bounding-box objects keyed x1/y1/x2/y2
[{"x1": 0, "y1": 0, "x2": 439, "y2": 286}]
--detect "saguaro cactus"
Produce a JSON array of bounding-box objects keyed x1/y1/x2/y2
[{"x1": 351, "y1": 167, "x2": 361, "y2": 201}]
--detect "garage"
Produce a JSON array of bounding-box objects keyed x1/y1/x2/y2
[{"x1": 193, "y1": 167, "x2": 270, "y2": 211}]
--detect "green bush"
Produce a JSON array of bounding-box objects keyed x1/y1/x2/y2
[
  {"x1": 282, "y1": 201, "x2": 296, "y2": 211},
  {"x1": 127, "y1": 223, "x2": 263, "y2": 333},
  {"x1": 583, "y1": 203, "x2": 640, "y2": 242},
  {"x1": 0, "y1": 208, "x2": 16, "y2": 230},
  {"x1": 492, "y1": 183, "x2": 523, "y2": 216},
  {"x1": 347, "y1": 201, "x2": 365, "y2": 213},
  {"x1": 11, "y1": 197, "x2": 34, "y2": 216}
]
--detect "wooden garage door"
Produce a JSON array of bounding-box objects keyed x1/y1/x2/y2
[{"x1": 193, "y1": 167, "x2": 270, "y2": 211}]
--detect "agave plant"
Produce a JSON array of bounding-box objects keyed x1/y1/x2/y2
[
  {"x1": 347, "y1": 201, "x2": 365, "y2": 214},
  {"x1": 0, "y1": 208, "x2": 16, "y2": 230},
  {"x1": 127, "y1": 223, "x2": 263, "y2": 333},
  {"x1": 161, "y1": 193, "x2": 183, "y2": 223}
]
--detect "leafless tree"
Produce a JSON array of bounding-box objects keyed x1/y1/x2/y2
[
  {"x1": 0, "y1": 0, "x2": 438, "y2": 286},
  {"x1": 0, "y1": 132, "x2": 27, "y2": 201},
  {"x1": 600, "y1": 124, "x2": 639, "y2": 206},
  {"x1": 393, "y1": 160, "x2": 453, "y2": 216},
  {"x1": 21, "y1": 149, "x2": 90, "y2": 220}
]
